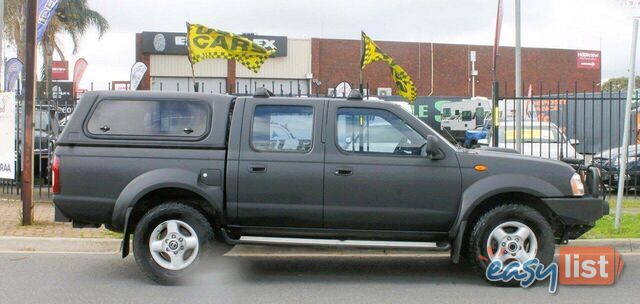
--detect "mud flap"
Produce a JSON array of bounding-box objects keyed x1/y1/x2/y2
[
  {"x1": 120, "y1": 207, "x2": 133, "y2": 258},
  {"x1": 450, "y1": 221, "x2": 466, "y2": 264}
]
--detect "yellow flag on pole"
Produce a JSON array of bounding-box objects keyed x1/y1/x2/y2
[
  {"x1": 360, "y1": 31, "x2": 417, "y2": 102},
  {"x1": 187, "y1": 23, "x2": 275, "y2": 73},
  {"x1": 361, "y1": 31, "x2": 394, "y2": 68}
]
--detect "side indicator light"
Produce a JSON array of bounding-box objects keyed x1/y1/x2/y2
[{"x1": 474, "y1": 165, "x2": 488, "y2": 172}]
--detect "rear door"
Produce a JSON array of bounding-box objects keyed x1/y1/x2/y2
[{"x1": 236, "y1": 98, "x2": 325, "y2": 227}]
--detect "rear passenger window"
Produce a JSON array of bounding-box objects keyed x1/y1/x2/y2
[
  {"x1": 87, "y1": 99, "x2": 209, "y2": 138},
  {"x1": 251, "y1": 105, "x2": 313, "y2": 152}
]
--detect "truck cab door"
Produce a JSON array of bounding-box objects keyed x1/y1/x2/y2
[{"x1": 236, "y1": 98, "x2": 325, "y2": 228}]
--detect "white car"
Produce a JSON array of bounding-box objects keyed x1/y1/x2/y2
[{"x1": 495, "y1": 122, "x2": 582, "y2": 160}]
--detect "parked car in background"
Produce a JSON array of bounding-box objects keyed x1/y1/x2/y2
[
  {"x1": 16, "y1": 106, "x2": 58, "y2": 179},
  {"x1": 594, "y1": 145, "x2": 640, "y2": 190},
  {"x1": 495, "y1": 121, "x2": 582, "y2": 161}
]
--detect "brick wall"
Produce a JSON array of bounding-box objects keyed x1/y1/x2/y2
[
  {"x1": 311, "y1": 38, "x2": 601, "y2": 97},
  {"x1": 135, "y1": 33, "x2": 151, "y2": 90}
]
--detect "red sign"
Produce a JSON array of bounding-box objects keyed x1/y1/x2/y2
[
  {"x1": 576, "y1": 51, "x2": 600, "y2": 70},
  {"x1": 52, "y1": 60, "x2": 69, "y2": 80},
  {"x1": 559, "y1": 246, "x2": 624, "y2": 286}
]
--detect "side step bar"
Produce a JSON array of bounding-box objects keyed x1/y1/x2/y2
[{"x1": 220, "y1": 230, "x2": 450, "y2": 251}]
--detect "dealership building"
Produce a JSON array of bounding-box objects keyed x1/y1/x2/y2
[{"x1": 135, "y1": 31, "x2": 601, "y2": 97}]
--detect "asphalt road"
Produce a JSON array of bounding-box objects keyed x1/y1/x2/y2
[{"x1": 0, "y1": 251, "x2": 637, "y2": 304}]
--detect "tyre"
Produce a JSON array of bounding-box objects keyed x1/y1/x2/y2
[
  {"x1": 133, "y1": 202, "x2": 213, "y2": 285},
  {"x1": 466, "y1": 204, "x2": 555, "y2": 287}
]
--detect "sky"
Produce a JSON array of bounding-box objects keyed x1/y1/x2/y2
[{"x1": 11, "y1": 0, "x2": 640, "y2": 90}]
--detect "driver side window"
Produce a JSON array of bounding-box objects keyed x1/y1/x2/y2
[{"x1": 336, "y1": 108, "x2": 426, "y2": 155}]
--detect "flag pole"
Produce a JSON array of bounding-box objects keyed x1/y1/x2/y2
[
  {"x1": 186, "y1": 22, "x2": 198, "y2": 92},
  {"x1": 491, "y1": 0, "x2": 503, "y2": 147},
  {"x1": 359, "y1": 31, "x2": 364, "y2": 95}
]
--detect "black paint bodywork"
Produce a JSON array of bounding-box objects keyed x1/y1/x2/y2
[{"x1": 53, "y1": 91, "x2": 608, "y2": 257}]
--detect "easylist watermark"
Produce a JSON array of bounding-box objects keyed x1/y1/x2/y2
[{"x1": 486, "y1": 246, "x2": 625, "y2": 293}]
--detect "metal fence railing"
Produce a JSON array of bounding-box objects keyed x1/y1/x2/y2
[
  {"x1": 1, "y1": 95, "x2": 77, "y2": 198},
  {"x1": 4, "y1": 80, "x2": 640, "y2": 199},
  {"x1": 489, "y1": 81, "x2": 640, "y2": 198}
]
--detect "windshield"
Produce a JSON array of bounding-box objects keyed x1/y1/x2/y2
[
  {"x1": 34, "y1": 110, "x2": 51, "y2": 131},
  {"x1": 498, "y1": 125, "x2": 561, "y2": 143}
]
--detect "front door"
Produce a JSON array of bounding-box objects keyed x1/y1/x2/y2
[
  {"x1": 324, "y1": 103, "x2": 462, "y2": 232},
  {"x1": 237, "y1": 98, "x2": 325, "y2": 227}
]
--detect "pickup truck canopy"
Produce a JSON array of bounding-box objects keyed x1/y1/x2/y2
[{"x1": 57, "y1": 91, "x2": 235, "y2": 149}]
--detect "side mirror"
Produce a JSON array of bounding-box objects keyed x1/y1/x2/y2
[
  {"x1": 569, "y1": 139, "x2": 580, "y2": 146},
  {"x1": 421, "y1": 135, "x2": 445, "y2": 160}
]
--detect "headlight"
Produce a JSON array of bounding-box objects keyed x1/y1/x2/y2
[{"x1": 570, "y1": 173, "x2": 585, "y2": 196}]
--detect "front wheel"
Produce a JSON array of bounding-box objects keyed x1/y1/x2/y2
[
  {"x1": 466, "y1": 204, "x2": 555, "y2": 286},
  {"x1": 133, "y1": 203, "x2": 213, "y2": 285}
]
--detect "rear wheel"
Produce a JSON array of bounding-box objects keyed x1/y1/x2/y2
[
  {"x1": 133, "y1": 202, "x2": 213, "y2": 285},
  {"x1": 466, "y1": 204, "x2": 555, "y2": 287}
]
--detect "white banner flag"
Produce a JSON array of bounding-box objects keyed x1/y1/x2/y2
[
  {"x1": 0, "y1": 93, "x2": 16, "y2": 180},
  {"x1": 130, "y1": 62, "x2": 148, "y2": 91}
]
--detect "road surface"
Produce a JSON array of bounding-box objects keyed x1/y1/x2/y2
[{"x1": 0, "y1": 251, "x2": 637, "y2": 303}]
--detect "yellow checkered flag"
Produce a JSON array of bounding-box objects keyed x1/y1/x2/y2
[
  {"x1": 361, "y1": 31, "x2": 393, "y2": 68},
  {"x1": 390, "y1": 63, "x2": 417, "y2": 101},
  {"x1": 360, "y1": 31, "x2": 417, "y2": 102},
  {"x1": 187, "y1": 23, "x2": 275, "y2": 73}
]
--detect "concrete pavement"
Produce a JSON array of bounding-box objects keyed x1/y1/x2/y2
[{"x1": 0, "y1": 252, "x2": 637, "y2": 304}]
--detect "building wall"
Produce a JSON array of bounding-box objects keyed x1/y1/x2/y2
[
  {"x1": 149, "y1": 55, "x2": 227, "y2": 77},
  {"x1": 137, "y1": 32, "x2": 601, "y2": 97},
  {"x1": 311, "y1": 38, "x2": 601, "y2": 97},
  {"x1": 236, "y1": 38, "x2": 312, "y2": 79}
]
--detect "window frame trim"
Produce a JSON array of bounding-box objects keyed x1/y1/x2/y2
[
  {"x1": 248, "y1": 104, "x2": 316, "y2": 154},
  {"x1": 83, "y1": 97, "x2": 213, "y2": 142},
  {"x1": 334, "y1": 107, "x2": 427, "y2": 158}
]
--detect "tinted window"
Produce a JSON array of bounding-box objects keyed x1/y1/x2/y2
[
  {"x1": 337, "y1": 108, "x2": 425, "y2": 155},
  {"x1": 35, "y1": 110, "x2": 51, "y2": 131},
  {"x1": 87, "y1": 99, "x2": 209, "y2": 138},
  {"x1": 251, "y1": 105, "x2": 313, "y2": 152},
  {"x1": 442, "y1": 108, "x2": 451, "y2": 118},
  {"x1": 461, "y1": 110, "x2": 472, "y2": 121}
]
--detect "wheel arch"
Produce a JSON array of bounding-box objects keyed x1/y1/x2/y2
[
  {"x1": 111, "y1": 168, "x2": 224, "y2": 232},
  {"x1": 449, "y1": 174, "x2": 565, "y2": 264}
]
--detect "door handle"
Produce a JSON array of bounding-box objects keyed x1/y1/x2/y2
[
  {"x1": 334, "y1": 167, "x2": 353, "y2": 176},
  {"x1": 248, "y1": 164, "x2": 267, "y2": 173}
]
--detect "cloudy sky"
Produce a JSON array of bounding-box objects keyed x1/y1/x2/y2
[{"x1": 15, "y1": 0, "x2": 640, "y2": 90}]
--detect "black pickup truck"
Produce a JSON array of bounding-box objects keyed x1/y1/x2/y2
[{"x1": 52, "y1": 90, "x2": 608, "y2": 285}]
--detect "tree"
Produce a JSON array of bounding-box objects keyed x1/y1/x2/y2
[
  {"x1": 39, "y1": 0, "x2": 109, "y2": 99},
  {"x1": 602, "y1": 76, "x2": 640, "y2": 92},
  {"x1": 3, "y1": 0, "x2": 109, "y2": 88}
]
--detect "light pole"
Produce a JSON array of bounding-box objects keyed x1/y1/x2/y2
[
  {"x1": 615, "y1": 18, "x2": 639, "y2": 230},
  {"x1": 514, "y1": 0, "x2": 522, "y2": 153}
]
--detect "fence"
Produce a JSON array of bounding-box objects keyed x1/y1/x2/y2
[
  {"x1": 491, "y1": 81, "x2": 640, "y2": 197},
  {"x1": 0, "y1": 95, "x2": 77, "y2": 198},
  {"x1": 4, "y1": 80, "x2": 640, "y2": 198}
]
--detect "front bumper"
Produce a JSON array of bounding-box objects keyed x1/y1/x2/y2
[{"x1": 542, "y1": 197, "x2": 609, "y2": 226}]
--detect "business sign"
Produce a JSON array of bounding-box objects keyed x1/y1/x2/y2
[
  {"x1": 130, "y1": 62, "x2": 148, "y2": 90},
  {"x1": 0, "y1": 93, "x2": 16, "y2": 179},
  {"x1": 4, "y1": 58, "x2": 23, "y2": 92},
  {"x1": 36, "y1": 0, "x2": 61, "y2": 42},
  {"x1": 576, "y1": 51, "x2": 600, "y2": 70},
  {"x1": 142, "y1": 31, "x2": 287, "y2": 57},
  {"x1": 38, "y1": 81, "x2": 74, "y2": 104},
  {"x1": 52, "y1": 60, "x2": 69, "y2": 80}
]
